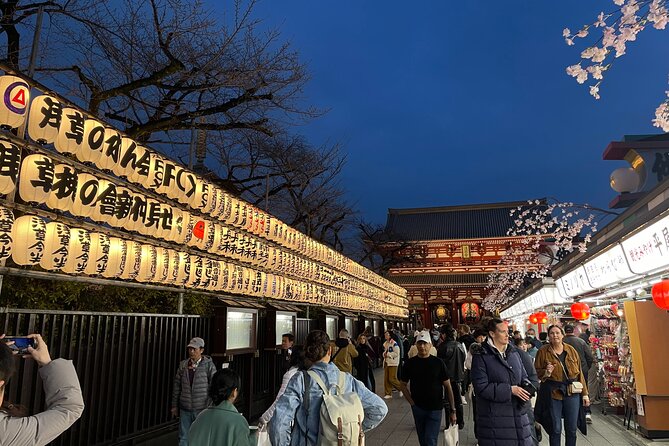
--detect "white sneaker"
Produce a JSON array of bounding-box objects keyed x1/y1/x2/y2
[
  {"x1": 586, "y1": 414, "x2": 592, "y2": 424},
  {"x1": 384, "y1": 395, "x2": 392, "y2": 399},
  {"x1": 399, "y1": 391, "x2": 403, "y2": 397}
]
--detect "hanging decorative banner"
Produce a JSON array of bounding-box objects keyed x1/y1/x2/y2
[
  {"x1": 0, "y1": 138, "x2": 21, "y2": 195},
  {"x1": 18, "y1": 153, "x2": 54, "y2": 203},
  {"x1": 62, "y1": 227, "x2": 90, "y2": 274},
  {"x1": 55, "y1": 107, "x2": 85, "y2": 155},
  {"x1": 102, "y1": 237, "x2": 126, "y2": 279},
  {"x1": 40, "y1": 221, "x2": 70, "y2": 270},
  {"x1": 0, "y1": 206, "x2": 13, "y2": 260},
  {"x1": 28, "y1": 95, "x2": 61, "y2": 144},
  {"x1": 85, "y1": 233, "x2": 110, "y2": 275},
  {"x1": 11, "y1": 215, "x2": 46, "y2": 265},
  {"x1": 0, "y1": 76, "x2": 30, "y2": 129}
]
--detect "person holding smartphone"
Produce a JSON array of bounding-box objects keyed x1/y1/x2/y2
[{"x1": 0, "y1": 333, "x2": 84, "y2": 445}]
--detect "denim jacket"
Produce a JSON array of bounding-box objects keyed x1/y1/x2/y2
[{"x1": 268, "y1": 361, "x2": 388, "y2": 446}]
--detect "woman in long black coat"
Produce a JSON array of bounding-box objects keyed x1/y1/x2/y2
[
  {"x1": 353, "y1": 333, "x2": 375, "y2": 391},
  {"x1": 471, "y1": 318, "x2": 534, "y2": 446}
]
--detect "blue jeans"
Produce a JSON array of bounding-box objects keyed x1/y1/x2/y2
[
  {"x1": 549, "y1": 395, "x2": 580, "y2": 446},
  {"x1": 179, "y1": 408, "x2": 202, "y2": 446},
  {"x1": 411, "y1": 405, "x2": 442, "y2": 446}
]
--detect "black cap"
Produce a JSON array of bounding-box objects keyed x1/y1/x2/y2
[{"x1": 564, "y1": 324, "x2": 575, "y2": 334}]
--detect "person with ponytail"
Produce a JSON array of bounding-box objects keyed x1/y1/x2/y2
[
  {"x1": 188, "y1": 368, "x2": 257, "y2": 446},
  {"x1": 0, "y1": 333, "x2": 84, "y2": 446}
]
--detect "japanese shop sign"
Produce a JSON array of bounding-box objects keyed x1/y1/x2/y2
[{"x1": 620, "y1": 213, "x2": 669, "y2": 274}]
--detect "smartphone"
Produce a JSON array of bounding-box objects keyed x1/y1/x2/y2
[{"x1": 4, "y1": 337, "x2": 36, "y2": 354}]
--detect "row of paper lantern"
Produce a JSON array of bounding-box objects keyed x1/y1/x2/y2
[
  {"x1": 0, "y1": 208, "x2": 406, "y2": 316},
  {"x1": 11, "y1": 151, "x2": 406, "y2": 306},
  {"x1": 0, "y1": 75, "x2": 405, "y2": 299}
]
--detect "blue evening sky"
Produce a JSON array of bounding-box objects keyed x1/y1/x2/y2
[{"x1": 246, "y1": 1, "x2": 669, "y2": 224}]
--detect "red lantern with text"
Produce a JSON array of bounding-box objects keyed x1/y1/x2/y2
[
  {"x1": 536, "y1": 311, "x2": 548, "y2": 324},
  {"x1": 529, "y1": 313, "x2": 539, "y2": 324},
  {"x1": 651, "y1": 280, "x2": 669, "y2": 310},
  {"x1": 571, "y1": 302, "x2": 590, "y2": 320},
  {"x1": 461, "y1": 302, "x2": 480, "y2": 320}
]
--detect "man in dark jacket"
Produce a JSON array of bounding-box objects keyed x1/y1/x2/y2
[
  {"x1": 172, "y1": 337, "x2": 218, "y2": 446},
  {"x1": 437, "y1": 323, "x2": 466, "y2": 429},
  {"x1": 563, "y1": 324, "x2": 594, "y2": 422},
  {"x1": 525, "y1": 328, "x2": 543, "y2": 351},
  {"x1": 514, "y1": 337, "x2": 541, "y2": 443}
]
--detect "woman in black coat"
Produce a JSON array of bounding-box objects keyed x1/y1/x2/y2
[
  {"x1": 353, "y1": 334, "x2": 375, "y2": 391},
  {"x1": 471, "y1": 318, "x2": 534, "y2": 446}
]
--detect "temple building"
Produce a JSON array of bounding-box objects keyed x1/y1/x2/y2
[{"x1": 382, "y1": 200, "x2": 545, "y2": 329}]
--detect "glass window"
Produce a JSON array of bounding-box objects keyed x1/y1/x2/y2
[
  {"x1": 276, "y1": 312, "x2": 295, "y2": 345},
  {"x1": 326, "y1": 316, "x2": 337, "y2": 340},
  {"x1": 345, "y1": 318, "x2": 353, "y2": 335},
  {"x1": 226, "y1": 309, "x2": 257, "y2": 351}
]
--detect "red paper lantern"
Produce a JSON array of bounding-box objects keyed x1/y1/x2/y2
[
  {"x1": 536, "y1": 311, "x2": 548, "y2": 324},
  {"x1": 571, "y1": 302, "x2": 590, "y2": 320},
  {"x1": 193, "y1": 220, "x2": 205, "y2": 240},
  {"x1": 651, "y1": 280, "x2": 669, "y2": 310},
  {"x1": 461, "y1": 302, "x2": 480, "y2": 319},
  {"x1": 529, "y1": 313, "x2": 539, "y2": 324},
  {"x1": 611, "y1": 303, "x2": 619, "y2": 314}
]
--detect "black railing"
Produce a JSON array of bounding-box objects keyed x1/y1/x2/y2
[{"x1": 1, "y1": 308, "x2": 210, "y2": 446}]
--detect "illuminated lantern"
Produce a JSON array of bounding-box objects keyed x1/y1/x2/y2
[
  {"x1": 46, "y1": 164, "x2": 78, "y2": 211},
  {"x1": 570, "y1": 302, "x2": 591, "y2": 321},
  {"x1": 197, "y1": 220, "x2": 216, "y2": 251},
  {"x1": 189, "y1": 180, "x2": 209, "y2": 211},
  {"x1": 160, "y1": 161, "x2": 180, "y2": 198},
  {"x1": 198, "y1": 258, "x2": 212, "y2": 290},
  {"x1": 175, "y1": 252, "x2": 190, "y2": 285},
  {"x1": 182, "y1": 213, "x2": 195, "y2": 246},
  {"x1": 147, "y1": 153, "x2": 166, "y2": 192},
  {"x1": 109, "y1": 187, "x2": 133, "y2": 228},
  {"x1": 175, "y1": 169, "x2": 196, "y2": 205},
  {"x1": 651, "y1": 280, "x2": 669, "y2": 311},
  {"x1": 156, "y1": 204, "x2": 174, "y2": 240},
  {"x1": 118, "y1": 140, "x2": 149, "y2": 184},
  {"x1": 11, "y1": 215, "x2": 46, "y2": 265},
  {"x1": 85, "y1": 233, "x2": 110, "y2": 275},
  {"x1": 529, "y1": 313, "x2": 539, "y2": 324},
  {"x1": 154, "y1": 247, "x2": 170, "y2": 283},
  {"x1": 140, "y1": 198, "x2": 162, "y2": 235},
  {"x1": 536, "y1": 311, "x2": 548, "y2": 324},
  {"x1": 193, "y1": 220, "x2": 205, "y2": 240},
  {"x1": 71, "y1": 173, "x2": 100, "y2": 218},
  {"x1": 40, "y1": 222, "x2": 70, "y2": 270},
  {"x1": 610, "y1": 167, "x2": 640, "y2": 194},
  {"x1": 102, "y1": 237, "x2": 127, "y2": 279},
  {"x1": 90, "y1": 179, "x2": 116, "y2": 224},
  {"x1": 225, "y1": 197, "x2": 239, "y2": 225},
  {"x1": 137, "y1": 245, "x2": 157, "y2": 283},
  {"x1": 77, "y1": 119, "x2": 106, "y2": 165},
  {"x1": 113, "y1": 137, "x2": 134, "y2": 178},
  {"x1": 0, "y1": 139, "x2": 21, "y2": 195},
  {"x1": 55, "y1": 107, "x2": 85, "y2": 155},
  {"x1": 0, "y1": 207, "x2": 13, "y2": 261},
  {"x1": 18, "y1": 154, "x2": 54, "y2": 203},
  {"x1": 210, "y1": 188, "x2": 224, "y2": 218},
  {"x1": 164, "y1": 249, "x2": 180, "y2": 284},
  {"x1": 168, "y1": 208, "x2": 187, "y2": 243},
  {"x1": 98, "y1": 128, "x2": 122, "y2": 171},
  {"x1": 62, "y1": 227, "x2": 90, "y2": 274},
  {"x1": 0, "y1": 76, "x2": 30, "y2": 128},
  {"x1": 28, "y1": 95, "x2": 61, "y2": 144},
  {"x1": 611, "y1": 303, "x2": 619, "y2": 314},
  {"x1": 204, "y1": 187, "x2": 218, "y2": 215},
  {"x1": 186, "y1": 255, "x2": 203, "y2": 288},
  {"x1": 210, "y1": 223, "x2": 223, "y2": 255},
  {"x1": 126, "y1": 194, "x2": 148, "y2": 233},
  {"x1": 120, "y1": 241, "x2": 141, "y2": 280},
  {"x1": 207, "y1": 260, "x2": 221, "y2": 291}
]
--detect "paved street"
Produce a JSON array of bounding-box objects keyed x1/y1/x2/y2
[{"x1": 366, "y1": 368, "x2": 662, "y2": 446}]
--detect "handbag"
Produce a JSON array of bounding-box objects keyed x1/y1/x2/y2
[
  {"x1": 442, "y1": 423, "x2": 459, "y2": 446},
  {"x1": 520, "y1": 379, "x2": 537, "y2": 397},
  {"x1": 551, "y1": 347, "x2": 583, "y2": 394},
  {"x1": 257, "y1": 424, "x2": 271, "y2": 446}
]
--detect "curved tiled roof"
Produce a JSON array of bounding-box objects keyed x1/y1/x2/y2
[
  {"x1": 385, "y1": 200, "x2": 543, "y2": 241},
  {"x1": 390, "y1": 274, "x2": 489, "y2": 286}
]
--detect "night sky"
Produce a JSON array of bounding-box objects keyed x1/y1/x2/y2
[{"x1": 244, "y1": 1, "x2": 669, "y2": 224}]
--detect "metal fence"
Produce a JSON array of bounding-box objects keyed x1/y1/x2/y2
[{"x1": 1, "y1": 308, "x2": 210, "y2": 446}]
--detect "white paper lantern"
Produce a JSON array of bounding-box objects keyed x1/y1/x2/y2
[
  {"x1": 161, "y1": 161, "x2": 181, "y2": 199},
  {"x1": 102, "y1": 237, "x2": 127, "y2": 279},
  {"x1": 11, "y1": 215, "x2": 47, "y2": 265},
  {"x1": 196, "y1": 220, "x2": 216, "y2": 251},
  {"x1": 100, "y1": 128, "x2": 122, "y2": 171},
  {"x1": 204, "y1": 187, "x2": 218, "y2": 215},
  {"x1": 147, "y1": 153, "x2": 166, "y2": 192},
  {"x1": 175, "y1": 251, "x2": 190, "y2": 285},
  {"x1": 189, "y1": 180, "x2": 210, "y2": 210},
  {"x1": 165, "y1": 249, "x2": 180, "y2": 284},
  {"x1": 175, "y1": 169, "x2": 196, "y2": 205},
  {"x1": 85, "y1": 233, "x2": 110, "y2": 275},
  {"x1": 137, "y1": 244, "x2": 157, "y2": 283},
  {"x1": 118, "y1": 140, "x2": 150, "y2": 184},
  {"x1": 126, "y1": 194, "x2": 148, "y2": 232},
  {"x1": 182, "y1": 214, "x2": 195, "y2": 246},
  {"x1": 46, "y1": 164, "x2": 78, "y2": 212},
  {"x1": 0, "y1": 138, "x2": 21, "y2": 195},
  {"x1": 93, "y1": 180, "x2": 117, "y2": 224},
  {"x1": 120, "y1": 241, "x2": 141, "y2": 280},
  {"x1": 209, "y1": 188, "x2": 223, "y2": 218},
  {"x1": 71, "y1": 173, "x2": 100, "y2": 218},
  {"x1": 40, "y1": 222, "x2": 70, "y2": 270},
  {"x1": 28, "y1": 95, "x2": 61, "y2": 144},
  {"x1": 62, "y1": 227, "x2": 91, "y2": 274},
  {"x1": 186, "y1": 255, "x2": 203, "y2": 288},
  {"x1": 76, "y1": 118, "x2": 106, "y2": 165},
  {"x1": 109, "y1": 186, "x2": 133, "y2": 228},
  {"x1": 0, "y1": 76, "x2": 30, "y2": 129},
  {"x1": 610, "y1": 167, "x2": 641, "y2": 193},
  {"x1": 207, "y1": 260, "x2": 221, "y2": 291},
  {"x1": 139, "y1": 198, "x2": 162, "y2": 235},
  {"x1": 54, "y1": 107, "x2": 85, "y2": 155},
  {"x1": 156, "y1": 204, "x2": 174, "y2": 240},
  {"x1": 198, "y1": 258, "x2": 212, "y2": 290},
  {"x1": 18, "y1": 154, "x2": 54, "y2": 203},
  {"x1": 154, "y1": 247, "x2": 170, "y2": 283},
  {"x1": 168, "y1": 208, "x2": 187, "y2": 243},
  {"x1": 0, "y1": 207, "x2": 13, "y2": 261}
]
